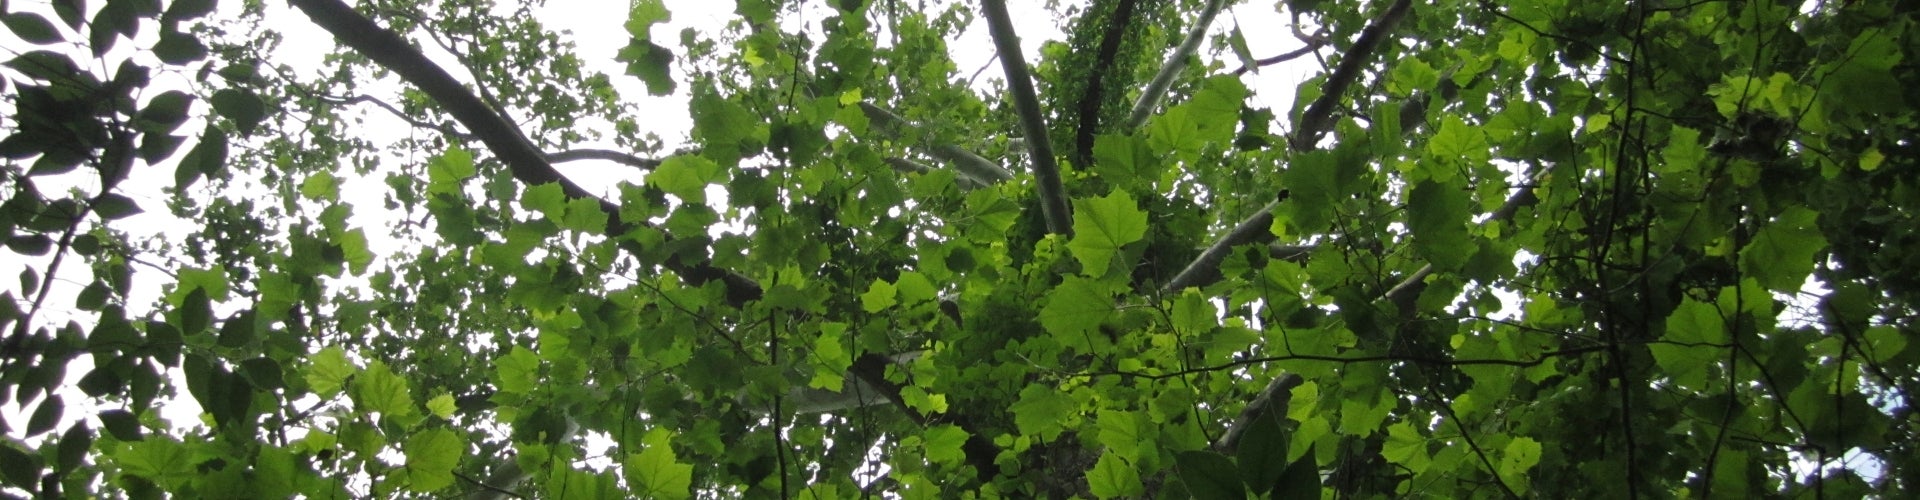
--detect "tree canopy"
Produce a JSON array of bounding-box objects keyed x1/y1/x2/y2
[{"x1": 2, "y1": 0, "x2": 1918, "y2": 497}]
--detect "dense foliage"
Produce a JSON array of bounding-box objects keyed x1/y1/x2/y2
[{"x1": 3, "y1": 0, "x2": 1918, "y2": 497}]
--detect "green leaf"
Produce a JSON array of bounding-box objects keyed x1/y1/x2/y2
[
  {"x1": 495, "y1": 346, "x2": 541, "y2": 395},
  {"x1": 1067, "y1": 190, "x2": 1148, "y2": 276},
  {"x1": 1095, "y1": 409, "x2": 1144, "y2": 461},
  {"x1": 306, "y1": 346, "x2": 355, "y2": 398},
  {"x1": 240, "y1": 357, "x2": 284, "y2": 391},
  {"x1": 216, "y1": 310, "x2": 255, "y2": 348},
  {"x1": 894, "y1": 271, "x2": 937, "y2": 305},
  {"x1": 1651, "y1": 298, "x2": 1726, "y2": 392},
  {"x1": 1387, "y1": 57, "x2": 1438, "y2": 97},
  {"x1": 336, "y1": 228, "x2": 372, "y2": 275},
  {"x1": 1175, "y1": 450, "x2": 1246, "y2": 500},
  {"x1": 1009, "y1": 384, "x2": 1074, "y2": 441},
  {"x1": 137, "y1": 90, "x2": 193, "y2": 132},
  {"x1": 1226, "y1": 25, "x2": 1257, "y2": 71},
  {"x1": 4, "y1": 13, "x2": 64, "y2": 45},
  {"x1": 561, "y1": 197, "x2": 610, "y2": 233},
  {"x1": 427, "y1": 394, "x2": 458, "y2": 419},
  {"x1": 152, "y1": 29, "x2": 207, "y2": 64},
  {"x1": 427, "y1": 147, "x2": 475, "y2": 193},
  {"x1": 1283, "y1": 150, "x2": 1338, "y2": 233},
  {"x1": 859, "y1": 279, "x2": 897, "y2": 313},
  {"x1": 1425, "y1": 115, "x2": 1490, "y2": 177},
  {"x1": 1088, "y1": 452, "x2": 1143, "y2": 499},
  {"x1": 301, "y1": 171, "x2": 339, "y2": 201},
  {"x1": 1406, "y1": 179, "x2": 1473, "y2": 272},
  {"x1": 1863, "y1": 326, "x2": 1908, "y2": 364},
  {"x1": 624, "y1": 0, "x2": 671, "y2": 39},
  {"x1": 617, "y1": 41, "x2": 677, "y2": 96},
  {"x1": 1186, "y1": 76, "x2": 1248, "y2": 144},
  {"x1": 624, "y1": 431, "x2": 693, "y2": 500},
  {"x1": 91, "y1": 192, "x2": 142, "y2": 219},
  {"x1": 176, "y1": 287, "x2": 212, "y2": 334},
  {"x1": 922, "y1": 424, "x2": 968, "y2": 465},
  {"x1": 18, "y1": 269, "x2": 38, "y2": 297},
  {"x1": 0, "y1": 443, "x2": 42, "y2": 488},
  {"x1": 1235, "y1": 410, "x2": 1289, "y2": 495},
  {"x1": 1170, "y1": 289, "x2": 1217, "y2": 334},
  {"x1": 57, "y1": 422, "x2": 93, "y2": 473},
  {"x1": 98, "y1": 409, "x2": 143, "y2": 441},
  {"x1": 164, "y1": 0, "x2": 217, "y2": 21},
  {"x1": 690, "y1": 94, "x2": 759, "y2": 156},
  {"x1": 210, "y1": 89, "x2": 266, "y2": 135},
  {"x1": 1039, "y1": 276, "x2": 1114, "y2": 348},
  {"x1": 522, "y1": 182, "x2": 569, "y2": 221},
  {"x1": 52, "y1": 0, "x2": 85, "y2": 30},
  {"x1": 353, "y1": 361, "x2": 417, "y2": 419},
  {"x1": 115, "y1": 438, "x2": 194, "y2": 489},
  {"x1": 26, "y1": 395, "x2": 64, "y2": 437},
  {"x1": 1092, "y1": 133, "x2": 1154, "y2": 188},
  {"x1": 809, "y1": 323, "x2": 850, "y2": 390},
  {"x1": 174, "y1": 127, "x2": 229, "y2": 190},
  {"x1": 649, "y1": 155, "x2": 721, "y2": 202},
  {"x1": 1738, "y1": 206, "x2": 1825, "y2": 291},
  {"x1": 1498, "y1": 437, "x2": 1541, "y2": 495},
  {"x1": 1274, "y1": 448, "x2": 1321, "y2": 499},
  {"x1": 404, "y1": 428, "x2": 463, "y2": 492}
]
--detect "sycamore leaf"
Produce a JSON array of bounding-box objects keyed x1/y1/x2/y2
[
  {"x1": 1739, "y1": 206, "x2": 1826, "y2": 291},
  {"x1": 1498, "y1": 437, "x2": 1542, "y2": 495},
  {"x1": 495, "y1": 346, "x2": 541, "y2": 395},
  {"x1": 1088, "y1": 452, "x2": 1143, "y2": 499},
  {"x1": 1039, "y1": 276, "x2": 1114, "y2": 347},
  {"x1": 624, "y1": 432, "x2": 692, "y2": 500},
  {"x1": 1067, "y1": 190, "x2": 1147, "y2": 276},
  {"x1": 1009, "y1": 384, "x2": 1074, "y2": 441},
  {"x1": 352, "y1": 361, "x2": 416, "y2": 419},
  {"x1": 860, "y1": 279, "x2": 897, "y2": 313},
  {"x1": 650, "y1": 155, "x2": 721, "y2": 202},
  {"x1": 403, "y1": 428, "x2": 462, "y2": 492},
  {"x1": 1650, "y1": 298, "x2": 1726, "y2": 391},
  {"x1": 1176, "y1": 450, "x2": 1246, "y2": 500},
  {"x1": 1406, "y1": 179, "x2": 1474, "y2": 272},
  {"x1": 306, "y1": 346, "x2": 355, "y2": 398},
  {"x1": 427, "y1": 394, "x2": 457, "y2": 420},
  {"x1": 923, "y1": 425, "x2": 968, "y2": 465},
  {"x1": 809, "y1": 323, "x2": 851, "y2": 391}
]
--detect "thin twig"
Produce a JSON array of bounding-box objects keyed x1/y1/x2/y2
[{"x1": 1230, "y1": 43, "x2": 1324, "y2": 76}]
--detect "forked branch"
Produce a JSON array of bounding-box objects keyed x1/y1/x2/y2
[
  {"x1": 289, "y1": 0, "x2": 760, "y2": 304},
  {"x1": 1164, "y1": 0, "x2": 1415, "y2": 295}
]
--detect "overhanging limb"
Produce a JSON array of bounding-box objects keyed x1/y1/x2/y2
[
  {"x1": 289, "y1": 0, "x2": 760, "y2": 305},
  {"x1": 981, "y1": 0, "x2": 1073, "y2": 236}
]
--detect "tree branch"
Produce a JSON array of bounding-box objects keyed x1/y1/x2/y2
[
  {"x1": 857, "y1": 102, "x2": 1012, "y2": 186},
  {"x1": 849, "y1": 353, "x2": 1001, "y2": 482},
  {"x1": 1381, "y1": 170, "x2": 1544, "y2": 307},
  {"x1": 1229, "y1": 42, "x2": 1324, "y2": 76},
  {"x1": 1070, "y1": 0, "x2": 1139, "y2": 166},
  {"x1": 1124, "y1": 0, "x2": 1231, "y2": 130},
  {"x1": 981, "y1": 0, "x2": 1073, "y2": 236},
  {"x1": 1214, "y1": 373, "x2": 1303, "y2": 453},
  {"x1": 1163, "y1": 0, "x2": 1414, "y2": 295},
  {"x1": 289, "y1": 0, "x2": 762, "y2": 305},
  {"x1": 544, "y1": 148, "x2": 660, "y2": 170},
  {"x1": 1288, "y1": 0, "x2": 1412, "y2": 150},
  {"x1": 1161, "y1": 197, "x2": 1281, "y2": 295}
]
